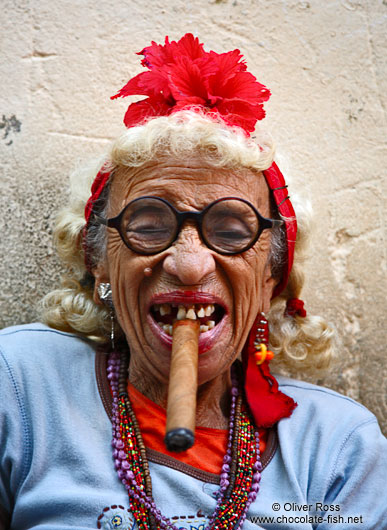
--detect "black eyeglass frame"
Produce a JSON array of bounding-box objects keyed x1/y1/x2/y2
[{"x1": 93, "y1": 196, "x2": 284, "y2": 256}]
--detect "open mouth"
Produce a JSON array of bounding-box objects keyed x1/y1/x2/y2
[{"x1": 150, "y1": 303, "x2": 225, "y2": 336}]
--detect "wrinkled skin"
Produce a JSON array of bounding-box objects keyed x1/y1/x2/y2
[{"x1": 93, "y1": 157, "x2": 276, "y2": 429}]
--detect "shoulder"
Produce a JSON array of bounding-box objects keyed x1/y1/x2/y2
[
  {"x1": 274, "y1": 377, "x2": 387, "y2": 522},
  {"x1": 0, "y1": 324, "x2": 112, "y2": 522},
  {"x1": 0, "y1": 321, "x2": 86, "y2": 345},
  {"x1": 0, "y1": 322, "x2": 95, "y2": 358},
  {"x1": 276, "y1": 375, "x2": 375, "y2": 425},
  {"x1": 275, "y1": 375, "x2": 385, "y2": 466},
  {"x1": 0, "y1": 323, "x2": 97, "y2": 390},
  {"x1": 0, "y1": 323, "x2": 101, "y2": 441}
]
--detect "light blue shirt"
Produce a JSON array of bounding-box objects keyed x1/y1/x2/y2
[{"x1": 0, "y1": 324, "x2": 386, "y2": 529}]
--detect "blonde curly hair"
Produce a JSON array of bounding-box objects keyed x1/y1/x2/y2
[{"x1": 40, "y1": 110, "x2": 336, "y2": 376}]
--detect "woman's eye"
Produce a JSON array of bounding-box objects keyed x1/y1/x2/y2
[
  {"x1": 213, "y1": 218, "x2": 252, "y2": 238},
  {"x1": 127, "y1": 214, "x2": 164, "y2": 231},
  {"x1": 215, "y1": 230, "x2": 248, "y2": 239},
  {"x1": 132, "y1": 229, "x2": 170, "y2": 240},
  {"x1": 131, "y1": 225, "x2": 165, "y2": 233},
  {"x1": 126, "y1": 214, "x2": 173, "y2": 243}
]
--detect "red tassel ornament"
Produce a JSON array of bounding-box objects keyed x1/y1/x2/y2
[
  {"x1": 285, "y1": 298, "x2": 307, "y2": 318},
  {"x1": 243, "y1": 313, "x2": 297, "y2": 428}
]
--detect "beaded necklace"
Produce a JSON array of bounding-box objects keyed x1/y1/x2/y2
[{"x1": 108, "y1": 350, "x2": 262, "y2": 530}]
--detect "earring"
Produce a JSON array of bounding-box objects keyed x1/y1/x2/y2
[
  {"x1": 252, "y1": 313, "x2": 274, "y2": 365},
  {"x1": 97, "y1": 282, "x2": 115, "y2": 350},
  {"x1": 242, "y1": 313, "x2": 296, "y2": 428}
]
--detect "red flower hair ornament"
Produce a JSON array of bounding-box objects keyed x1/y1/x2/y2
[
  {"x1": 111, "y1": 33, "x2": 270, "y2": 134},
  {"x1": 84, "y1": 34, "x2": 301, "y2": 428}
]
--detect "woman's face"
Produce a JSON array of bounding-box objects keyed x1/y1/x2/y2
[{"x1": 94, "y1": 157, "x2": 276, "y2": 386}]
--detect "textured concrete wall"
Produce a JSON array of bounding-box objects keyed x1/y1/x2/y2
[{"x1": 1, "y1": 0, "x2": 386, "y2": 433}]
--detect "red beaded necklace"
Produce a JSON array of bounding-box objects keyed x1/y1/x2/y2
[{"x1": 108, "y1": 351, "x2": 262, "y2": 529}]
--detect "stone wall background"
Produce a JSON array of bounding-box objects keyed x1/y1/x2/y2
[{"x1": 1, "y1": 0, "x2": 386, "y2": 434}]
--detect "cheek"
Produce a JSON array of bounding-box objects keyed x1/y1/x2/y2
[
  {"x1": 107, "y1": 237, "x2": 146, "y2": 318},
  {"x1": 224, "y1": 246, "x2": 270, "y2": 326}
]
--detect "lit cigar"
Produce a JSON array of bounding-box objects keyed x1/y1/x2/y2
[{"x1": 165, "y1": 319, "x2": 200, "y2": 452}]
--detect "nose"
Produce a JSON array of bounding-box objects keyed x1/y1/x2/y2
[{"x1": 162, "y1": 223, "x2": 216, "y2": 285}]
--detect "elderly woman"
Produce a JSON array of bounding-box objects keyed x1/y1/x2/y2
[{"x1": 0, "y1": 34, "x2": 386, "y2": 530}]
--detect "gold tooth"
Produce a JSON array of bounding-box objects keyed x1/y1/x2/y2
[
  {"x1": 207, "y1": 320, "x2": 215, "y2": 329},
  {"x1": 200, "y1": 325, "x2": 209, "y2": 333}
]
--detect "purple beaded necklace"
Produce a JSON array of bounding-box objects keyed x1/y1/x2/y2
[{"x1": 108, "y1": 350, "x2": 262, "y2": 529}]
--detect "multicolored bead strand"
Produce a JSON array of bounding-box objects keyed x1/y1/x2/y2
[
  {"x1": 108, "y1": 351, "x2": 262, "y2": 529},
  {"x1": 204, "y1": 373, "x2": 240, "y2": 529}
]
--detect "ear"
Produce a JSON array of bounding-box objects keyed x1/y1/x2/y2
[
  {"x1": 92, "y1": 261, "x2": 110, "y2": 306},
  {"x1": 261, "y1": 263, "x2": 277, "y2": 313}
]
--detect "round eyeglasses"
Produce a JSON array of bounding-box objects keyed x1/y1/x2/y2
[{"x1": 93, "y1": 196, "x2": 284, "y2": 256}]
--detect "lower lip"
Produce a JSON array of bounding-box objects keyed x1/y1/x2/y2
[{"x1": 147, "y1": 314, "x2": 227, "y2": 354}]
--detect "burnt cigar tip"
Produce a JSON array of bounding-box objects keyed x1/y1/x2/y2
[{"x1": 164, "y1": 428, "x2": 195, "y2": 452}]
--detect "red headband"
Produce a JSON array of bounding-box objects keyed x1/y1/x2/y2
[
  {"x1": 84, "y1": 33, "x2": 296, "y2": 297},
  {"x1": 263, "y1": 162, "x2": 296, "y2": 298}
]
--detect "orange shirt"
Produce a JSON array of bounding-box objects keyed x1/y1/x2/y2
[{"x1": 128, "y1": 382, "x2": 267, "y2": 475}]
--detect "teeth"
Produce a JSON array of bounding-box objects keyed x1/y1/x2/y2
[
  {"x1": 160, "y1": 304, "x2": 171, "y2": 316},
  {"x1": 197, "y1": 306, "x2": 205, "y2": 318},
  {"x1": 186, "y1": 308, "x2": 197, "y2": 320},
  {"x1": 162, "y1": 324, "x2": 173, "y2": 335},
  {"x1": 159, "y1": 322, "x2": 214, "y2": 335},
  {"x1": 177, "y1": 305, "x2": 187, "y2": 320},
  {"x1": 154, "y1": 303, "x2": 219, "y2": 329},
  {"x1": 205, "y1": 304, "x2": 215, "y2": 316}
]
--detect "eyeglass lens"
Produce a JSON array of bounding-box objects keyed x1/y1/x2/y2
[
  {"x1": 119, "y1": 198, "x2": 259, "y2": 254},
  {"x1": 202, "y1": 199, "x2": 258, "y2": 253},
  {"x1": 120, "y1": 198, "x2": 177, "y2": 254}
]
